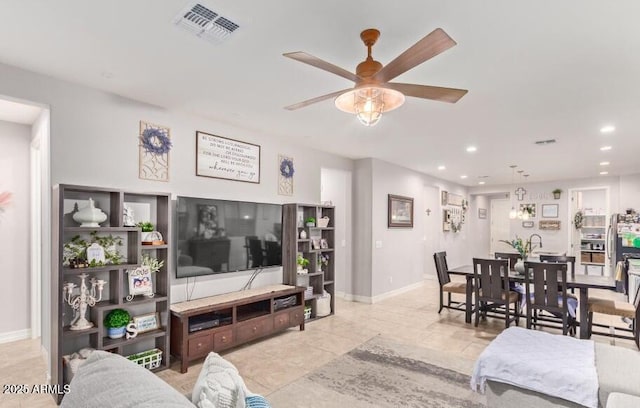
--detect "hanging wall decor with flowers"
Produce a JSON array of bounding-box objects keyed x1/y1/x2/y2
[
  {"x1": 278, "y1": 154, "x2": 294, "y2": 196},
  {"x1": 139, "y1": 121, "x2": 172, "y2": 182}
]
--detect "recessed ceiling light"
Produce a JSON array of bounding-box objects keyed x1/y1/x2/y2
[
  {"x1": 478, "y1": 181, "x2": 486, "y2": 185},
  {"x1": 460, "y1": 175, "x2": 468, "y2": 179},
  {"x1": 600, "y1": 125, "x2": 615, "y2": 134},
  {"x1": 466, "y1": 146, "x2": 477, "y2": 153},
  {"x1": 600, "y1": 171, "x2": 609, "y2": 175},
  {"x1": 600, "y1": 146, "x2": 612, "y2": 151},
  {"x1": 600, "y1": 161, "x2": 610, "y2": 166},
  {"x1": 437, "y1": 165, "x2": 446, "y2": 170}
]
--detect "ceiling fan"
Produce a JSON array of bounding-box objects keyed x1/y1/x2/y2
[{"x1": 283, "y1": 28, "x2": 468, "y2": 126}]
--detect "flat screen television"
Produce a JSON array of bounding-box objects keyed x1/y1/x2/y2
[{"x1": 175, "y1": 196, "x2": 282, "y2": 278}]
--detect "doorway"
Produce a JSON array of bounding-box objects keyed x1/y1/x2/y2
[
  {"x1": 569, "y1": 187, "x2": 610, "y2": 276},
  {"x1": 490, "y1": 198, "x2": 511, "y2": 255},
  {"x1": 0, "y1": 96, "x2": 49, "y2": 344}
]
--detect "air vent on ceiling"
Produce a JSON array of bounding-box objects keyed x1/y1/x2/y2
[
  {"x1": 174, "y1": 3, "x2": 240, "y2": 44},
  {"x1": 534, "y1": 139, "x2": 557, "y2": 145}
]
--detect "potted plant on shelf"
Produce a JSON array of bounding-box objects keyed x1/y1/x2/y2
[
  {"x1": 305, "y1": 217, "x2": 316, "y2": 227},
  {"x1": 552, "y1": 188, "x2": 562, "y2": 200},
  {"x1": 141, "y1": 255, "x2": 164, "y2": 273},
  {"x1": 296, "y1": 254, "x2": 310, "y2": 274},
  {"x1": 137, "y1": 221, "x2": 164, "y2": 245},
  {"x1": 104, "y1": 309, "x2": 131, "y2": 339}
]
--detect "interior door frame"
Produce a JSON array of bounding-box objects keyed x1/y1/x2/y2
[{"x1": 568, "y1": 186, "x2": 610, "y2": 275}]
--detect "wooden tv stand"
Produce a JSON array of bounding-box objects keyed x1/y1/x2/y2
[{"x1": 170, "y1": 284, "x2": 305, "y2": 373}]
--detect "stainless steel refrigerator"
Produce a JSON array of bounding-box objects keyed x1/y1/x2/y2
[{"x1": 607, "y1": 213, "x2": 640, "y2": 294}]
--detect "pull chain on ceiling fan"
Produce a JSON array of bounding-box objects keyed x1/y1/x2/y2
[{"x1": 283, "y1": 27, "x2": 468, "y2": 126}]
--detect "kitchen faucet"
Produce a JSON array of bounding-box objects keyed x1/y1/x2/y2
[{"x1": 529, "y1": 233, "x2": 543, "y2": 252}]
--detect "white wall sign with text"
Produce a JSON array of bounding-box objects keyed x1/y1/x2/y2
[{"x1": 196, "y1": 131, "x2": 261, "y2": 183}]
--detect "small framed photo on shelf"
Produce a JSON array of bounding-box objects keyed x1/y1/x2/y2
[
  {"x1": 320, "y1": 238, "x2": 329, "y2": 249},
  {"x1": 133, "y1": 313, "x2": 159, "y2": 334},
  {"x1": 541, "y1": 204, "x2": 559, "y2": 218},
  {"x1": 128, "y1": 267, "x2": 153, "y2": 298},
  {"x1": 311, "y1": 239, "x2": 321, "y2": 250}
]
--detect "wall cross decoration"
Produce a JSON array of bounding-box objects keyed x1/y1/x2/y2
[{"x1": 514, "y1": 187, "x2": 527, "y2": 201}]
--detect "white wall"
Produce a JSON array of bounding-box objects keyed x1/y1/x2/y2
[
  {"x1": 320, "y1": 168, "x2": 352, "y2": 296},
  {"x1": 619, "y1": 174, "x2": 640, "y2": 212},
  {"x1": 0, "y1": 120, "x2": 31, "y2": 338},
  {"x1": 470, "y1": 176, "x2": 624, "y2": 255},
  {"x1": 353, "y1": 159, "x2": 471, "y2": 300}
]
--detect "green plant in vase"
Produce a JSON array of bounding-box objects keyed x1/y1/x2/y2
[
  {"x1": 137, "y1": 221, "x2": 154, "y2": 232},
  {"x1": 296, "y1": 254, "x2": 310, "y2": 273},
  {"x1": 104, "y1": 309, "x2": 131, "y2": 339},
  {"x1": 305, "y1": 217, "x2": 316, "y2": 227}
]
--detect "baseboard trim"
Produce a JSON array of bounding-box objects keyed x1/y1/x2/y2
[
  {"x1": 337, "y1": 281, "x2": 427, "y2": 304},
  {"x1": 371, "y1": 281, "x2": 425, "y2": 304},
  {"x1": 0, "y1": 328, "x2": 32, "y2": 344}
]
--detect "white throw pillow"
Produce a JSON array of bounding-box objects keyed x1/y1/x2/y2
[{"x1": 192, "y1": 352, "x2": 248, "y2": 408}]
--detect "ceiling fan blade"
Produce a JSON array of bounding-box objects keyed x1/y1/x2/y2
[
  {"x1": 283, "y1": 52, "x2": 360, "y2": 83},
  {"x1": 387, "y1": 83, "x2": 468, "y2": 103},
  {"x1": 284, "y1": 88, "x2": 352, "y2": 110},
  {"x1": 374, "y1": 28, "x2": 457, "y2": 83}
]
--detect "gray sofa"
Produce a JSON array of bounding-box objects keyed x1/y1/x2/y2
[
  {"x1": 60, "y1": 350, "x2": 268, "y2": 408},
  {"x1": 485, "y1": 342, "x2": 640, "y2": 408}
]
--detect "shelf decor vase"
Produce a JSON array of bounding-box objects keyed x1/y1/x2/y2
[
  {"x1": 514, "y1": 259, "x2": 526, "y2": 275},
  {"x1": 299, "y1": 229, "x2": 307, "y2": 239},
  {"x1": 107, "y1": 326, "x2": 126, "y2": 339},
  {"x1": 73, "y1": 198, "x2": 107, "y2": 227}
]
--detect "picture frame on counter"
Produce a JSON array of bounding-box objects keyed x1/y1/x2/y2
[{"x1": 133, "y1": 312, "x2": 160, "y2": 334}]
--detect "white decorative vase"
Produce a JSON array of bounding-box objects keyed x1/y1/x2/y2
[
  {"x1": 299, "y1": 229, "x2": 307, "y2": 239},
  {"x1": 73, "y1": 198, "x2": 107, "y2": 227},
  {"x1": 515, "y1": 259, "x2": 526, "y2": 274}
]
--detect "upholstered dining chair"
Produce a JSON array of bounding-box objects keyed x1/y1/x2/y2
[
  {"x1": 433, "y1": 251, "x2": 466, "y2": 313},
  {"x1": 587, "y1": 288, "x2": 640, "y2": 349},
  {"x1": 524, "y1": 261, "x2": 576, "y2": 335},
  {"x1": 473, "y1": 258, "x2": 519, "y2": 328},
  {"x1": 494, "y1": 252, "x2": 522, "y2": 272}
]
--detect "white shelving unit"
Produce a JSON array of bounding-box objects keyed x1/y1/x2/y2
[{"x1": 579, "y1": 214, "x2": 607, "y2": 274}]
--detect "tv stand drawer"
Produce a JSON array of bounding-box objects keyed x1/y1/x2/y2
[
  {"x1": 214, "y1": 329, "x2": 234, "y2": 350},
  {"x1": 236, "y1": 316, "x2": 274, "y2": 343},
  {"x1": 188, "y1": 333, "x2": 213, "y2": 358}
]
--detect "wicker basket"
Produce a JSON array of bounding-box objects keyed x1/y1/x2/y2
[
  {"x1": 126, "y1": 348, "x2": 163, "y2": 370},
  {"x1": 317, "y1": 217, "x2": 330, "y2": 228}
]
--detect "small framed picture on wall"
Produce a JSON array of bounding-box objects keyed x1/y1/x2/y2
[
  {"x1": 478, "y1": 208, "x2": 487, "y2": 219},
  {"x1": 542, "y1": 204, "x2": 559, "y2": 218}
]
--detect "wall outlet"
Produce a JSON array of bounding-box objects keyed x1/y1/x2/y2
[{"x1": 375, "y1": 240, "x2": 383, "y2": 248}]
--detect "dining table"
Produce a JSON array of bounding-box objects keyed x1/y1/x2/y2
[{"x1": 447, "y1": 264, "x2": 617, "y2": 339}]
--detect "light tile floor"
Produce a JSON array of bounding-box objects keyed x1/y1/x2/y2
[{"x1": 0, "y1": 279, "x2": 636, "y2": 407}]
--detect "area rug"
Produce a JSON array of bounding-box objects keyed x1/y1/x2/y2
[{"x1": 267, "y1": 336, "x2": 486, "y2": 408}]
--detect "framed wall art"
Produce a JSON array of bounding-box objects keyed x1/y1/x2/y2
[
  {"x1": 478, "y1": 208, "x2": 487, "y2": 219},
  {"x1": 542, "y1": 204, "x2": 559, "y2": 218},
  {"x1": 196, "y1": 131, "x2": 261, "y2": 183},
  {"x1": 388, "y1": 194, "x2": 414, "y2": 228},
  {"x1": 539, "y1": 220, "x2": 561, "y2": 230},
  {"x1": 519, "y1": 203, "x2": 536, "y2": 218},
  {"x1": 522, "y1": 221, "x2": 535, "y2": 228},
  {"x1": 139, "y1": 121, "x2": 171, "y2": 182}
]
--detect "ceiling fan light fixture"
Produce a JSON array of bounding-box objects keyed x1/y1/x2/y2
[{"x1": 335, "y1": 86, "x2": 405, "y2": 126}]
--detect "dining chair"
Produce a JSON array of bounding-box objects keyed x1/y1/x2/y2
[
  {"x1": 587, "y1": 287, "x2": 640, "y2": 349},
  {"x1": 524, "y1": 261, "x2": 576, "y2": 335},
  {"x1": 472, "y1": 258, "x2": 519, "y2": 328},
  {"x1": 433, "y1": 251, "x2": 467, "y2": 313},
  {"x1": 539, "y1": 255, "x2": 576, "y2": 278},
  {"x1": 494, "y1": 252, "x2": 522, "y2": 272}
]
